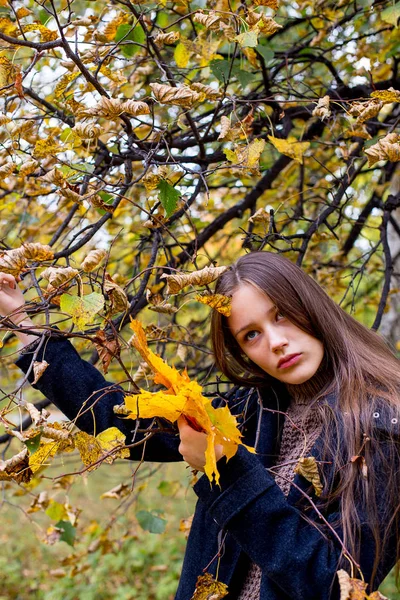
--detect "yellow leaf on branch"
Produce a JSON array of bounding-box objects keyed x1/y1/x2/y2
[
  {"x1": 190, "y1": 573, "x2": 229, "y2": 600},
  {"x1": 124, "y1": 320, "x2": 253, "y2": 485},
  {"x1": 294, "y1": 456, "x2": 323, "y2": 496},
  {"x1": 268, "y1": 135, "x2": 310, "y2": 164},
  {"x1": 336, "y1": 569, "x2": 388, "y2": 599},
  {"x1": 370, "y1": 87, "x2": 400, "y2": 104},
  {"x1": 74, "y1": 427, "x2": 129, "y2": 471},
  {"x1": 224, "y1": 139, "x2": 266, "y2": 171},
  {"x1": 195, "y1": 292, "x2": 232, "y2": 316}
]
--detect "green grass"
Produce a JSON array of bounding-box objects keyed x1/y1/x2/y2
[{"x1": 0, "y1": 453, "x2": 399, "y2": 599}]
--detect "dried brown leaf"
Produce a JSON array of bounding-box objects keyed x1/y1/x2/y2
[
  {"x1": 73, "y1": 122, "x2": 102, "y2": 139},
  {"x1": 155, "y1": 31, "x2": 180, "y2": 46},
  {"x1": 193, "y1": 11, "x2": 222, "y2": 30},
  {"x1": 121, "y1": 100, "x2": 150, "y2": 116},
  {"x1": 41, "y1": 266, "x2": 79, "y2": 288},
  {"x1": 104, "y1": 273, "x2": 129, "y2": 315},
  {"x1": 81, "y1": 249, "x2": 107, "y2": 272},
  {"x1": 248, "y1": 207, "x2": 271, "y2": 225},
  {"x1": 93, "y1": 329, "x2": 121, "y2": 374},
  {"x1": 349, "y1": 98, "x2": 383, "y2": 123},
  {"x1": 364, "y1": 132, "x2": 400, "y2": 166},
  {"x1": 161, "y1": 265, "x2": 228, "y2": 294},
  {"x1": 312, "y1": 95, "x2": 331, "y2": 120},
  {"x1": 33, "y1": 360, "x2": 49, "y2": 384},
  {"x1": 190, "y1": 573, "x2": 229, "y2": 600},
  {"x1": 190, "y1": 82, "x2": 222, "y2": 100},
  {"x1": 101, "y1": 483, "x2": 131, "y2": 500},
  {"x1": 370, "y1": 87, "x2": 400, "y2": 103},
  {"x1": 150, "y1": 83, "x2": 202, "y2": 108}
]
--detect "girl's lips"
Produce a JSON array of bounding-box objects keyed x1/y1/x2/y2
[{"x1": 277, "y1": 354, "x2": 302, "y2": 369}]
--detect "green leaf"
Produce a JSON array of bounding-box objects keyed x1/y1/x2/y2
[
  {"x1": 115, "y1": 23, "x2": 146, "y2": 58},
  {"x1": 55, "y1": 520, "x2": 76, "y2": 546},
  {"x1": 24, "y1": 432, "x2": 42, "y2": 455},
  {"x1": 256, "y1": 45, "x2": 275, "y2": 64},
  {"x1": 235, "y1": 30, "x2": 259, "y2": 48},
  {"x1": 157, "y1": 480, "x2": 180, "y2": 496},
  {"x1": 60, "y1": 292, "x2": 104, "y2": 330},
  {"x1": 46, "y1": 501, "x2": 68, "y2": 522},
  {"x1": 234, "y1": 69, "x2": 254, "y2": 89},
  {"x1": 136, "y1": 510, "x2": 167, "y2": 534},
  {"x1": 381, "y1": 2, "x2": 400, "y2": 25},
  {"x1": 210, "y1": 59, "x2": 231, "y2": 83},
  {"x1": 157, "y1": 179, "x2": 181, "y2": 217}
]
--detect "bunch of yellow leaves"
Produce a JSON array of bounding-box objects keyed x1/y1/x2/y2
[{"x1": 124, "y1": 320, "x2": 254, "y2": 485}]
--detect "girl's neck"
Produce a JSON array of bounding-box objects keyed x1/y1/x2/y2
[{"x1": 285, "y1": 361, "x2": 333, "y2": 406}]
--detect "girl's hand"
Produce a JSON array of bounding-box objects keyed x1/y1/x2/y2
[
  {"x1": 177, "y1": 416, "x2": 224, "y2": 472},
  {"x1": 0, "y1": 273, "x2": 25, "y2": 321}
]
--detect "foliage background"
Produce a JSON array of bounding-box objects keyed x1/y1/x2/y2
[{"x1": 0, "y1": 0, "x2": 399, "y2": 596}]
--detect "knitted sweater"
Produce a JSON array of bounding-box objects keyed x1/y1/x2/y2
[{"x1": 237, "y1": 393, "x2": 324, "y2": 600}]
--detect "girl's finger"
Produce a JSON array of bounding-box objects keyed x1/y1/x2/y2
[{"x1": 0, "y1": 273, "x2": 16, "y2": 289}]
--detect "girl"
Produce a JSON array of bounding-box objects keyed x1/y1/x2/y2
[{"x1": 0, "y1": 251, "x2": 399, "y2": 600}]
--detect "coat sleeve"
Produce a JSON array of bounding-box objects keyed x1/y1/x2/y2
[
  {"x1": 193, "y1": 442, "x2": 393, "y2": 600},
  {"x1": 15, "y1": 335, "x2": 182, "y2": 463}
]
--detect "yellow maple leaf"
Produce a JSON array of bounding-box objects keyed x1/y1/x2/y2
[
  {"x1": 125, "y1": 320, "x2": 254, "y2": 484},
  {"x1": 195, "y1": 292, "x2": 232, "y2": 316},
  {"x1": 268, "y1": 135, "x2": 310, "y2": 164},
  {"x1": 190, "y1": 573, "x2": 229, "y2": 599}
]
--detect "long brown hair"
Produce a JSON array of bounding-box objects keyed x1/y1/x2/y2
[{"x1": 211, "y1": 251, "x2": 400, "y2": 589}]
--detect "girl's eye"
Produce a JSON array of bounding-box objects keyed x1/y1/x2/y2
[
  {"x1": 244, "y1": 330, "x2": 259, "y2": 341},
  {"x1": 276, "y1": 311, "x2": 285, "y2": 321}
]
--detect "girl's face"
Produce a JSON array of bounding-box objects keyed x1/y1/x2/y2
[{"x1": 227, "y1": 284, "x2": 324, "y2": 385}]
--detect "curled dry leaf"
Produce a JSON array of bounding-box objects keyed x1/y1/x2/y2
[
  {"x1": 268, "y1": 135, "x2": 310, "y2": 164},
  {"x1": 41, "y1": 266, "x2": 79, "y2": 288},
  {"x1": 0, "y1": 113, "x2": 11, "y2": 125},
  {"x1": 150, "y1": 83, "x2": 202, "y2": 108},
  {"x1": 312, "y1": 95, "x2": 331, "y2": 120},
  {"x1": 101, "y1": 483, "x2": 131, "y2": 500},
  {"x1": 0, "y1": 447, "x2": 32, "y2": 484},
  {"x1": 193, "y1": 10, "x2": 222, "y2": 30},
  {"x1": 73, "y1": 122, "x2": 102, "y2": 139},
  {"x1": 154, "y1": 31, "x2": 180, "y2": 46},
  {"x1": 336, "y1": 569, "x2": 388, "y2": 600},
  {"x1": 132, "y1": 361, "x2": 152, "y2": 384},
  {"x1": 218, "y1": 111, "x2": 254, "y2": 141},
  {"x1": 19, "y1": 159, "x2": 39, "y2": 177},
  {"x1": 370, "y1": 87, "x2": 400, "y2": 104},
  {"x1": 294, "y1": 456, "x2": 323, "y2": 496},
  {"x1": 0, "y1": 162, "x2": 14, "y2": 179},
  {"x1": 190, "y1": 573, "x2": 229, "y2": 600},
  {"x1": 348, "y1": 98, "x2": 383, "y2": 124},
  {"x1": 161, "y1": 265, "x2": 228, "y2": 294},
  {"x1": 190, "y1": 82, "x2": 222, "y2": 100},
  {"x1": 195, "y1": 292, "x2": 232, "y2": 316},
  {"x1": 364, "y1": 132, "x2": 400, "y2": 167},
  {"x1": 179, "y1": 514, "x2": 194, "y2": 539},
  {"x1": 104, "y1": 273, "x2": 129, "y2": 315},
  {"x1": 81, "y1": 248, "x2": 107, "y2": 272},
  {"x1": 148, "y1": 303, "x2": 178, "y2": 314},
  {"x1": 248, "y1": 207, "x2": 271, "y2": 225},
  {"x1": 246, "y1": 12, "x2": 282, "y2": 35},
  {"x1": 121, "y1": 100, "x2": 151, "y2": 116},
  {"x1": 59, "y1": 187, "x2": 83, "y2": 204},
  {"x1": 33, "y1": 360, "x2": 49, "y2": 384},
  {"x1": 23, "y1": 243, "x2": 54, "y2": 261},
  {"x1": 93, "y1": 329, "x2": 121, "y2": 374},
  {"x1": 78, "y1": 97, "x2": 150, "y2": 119},
  {"x1": 38, "y1": 167, "x2": 65, "y2": 186}
]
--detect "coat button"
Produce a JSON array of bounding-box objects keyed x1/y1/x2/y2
[
  {"x1": 373, "y1": 412, "x2": 380, "y2": 418},
  {"x1": 391, "y1": 418, "x2": 398, "y2": 424}
]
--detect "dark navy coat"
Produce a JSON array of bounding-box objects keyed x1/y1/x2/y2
[{"x1": 15, "y1": 333, "x2": 399, "y2": 599}]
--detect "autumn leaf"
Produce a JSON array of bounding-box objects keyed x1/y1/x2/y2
[
  {"x1": 161, "y1": 265, "x2": 228, "y2": 294},
  {"x1": 370, "y1": 87, "x2": 400, "y2": 104},
  {"x1": 268, "y1": 135, "x2": 310, "y2": 164},
  {"x1": 224, "y1": 139, "x2": 266, "y2": 171},
  {"x1": 195, "y1": 292, "x2": 232, "y2": 316},
  {"x1": 364, "y1": 133, "x2": 400, "y2": 166},
  {"x1": 193, "y1": 11, "x2": 222, "y2": 31},
  {"x1": 81, "y1": 248, "x2": 107, "y2": 272},
  {"x1": 74, "y1": 427, "x2": 129, "y2": 471},
  {"x1": 337, "y1": 569, "x2": 388, "y2": 599},
  {"x1": 348, "y1": 98, "x2": 383, "y2": 124},
  {"x1": 32, "y1": 360, "x2": 49, "y2": 384},
  {"x1": 312, "y1": 95, "x2": 331, "y2": 120},
  {"x1": 190, "y1": 573, "x2": 229, "y2": 600},
  {"x1": 104, "y1": 273, "x2": 129, "y2": 315},
  {"x1": 248, "y1": 207, "x2": 271, "y2": 225},
  {"x1": 93, "y1": 329, "x2": 121, "y2": 374},
  {"x1": 101, "y1": 483, "x2": 131, "y2": 500},
  {"x1": 0, "y1": 447, "x2": 32, "y2": 483},
  {"x1": 155, "y1": 31, "x2": 180, "y2": 46},
  {"x1": 60, "y1": 292, "x2": 105, "y2": 330},
  {"x1": 125, "y1": 320, "x2": 252, "y2": 484},
  {"x1": 150, "y1": 83, "x2": 202, "y2": 108},
  {"x1": 41, "y1": 266, "x2": 79, "y2": 288},
  {"x1": 294, "y1": 456, "x2": 323, "y2": 496}
]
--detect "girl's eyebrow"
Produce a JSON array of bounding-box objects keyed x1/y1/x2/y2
[{"x1": 233, "y1": 306, "x2": 277, "y2": 337}]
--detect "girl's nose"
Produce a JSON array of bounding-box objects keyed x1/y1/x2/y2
[{"x1": 269, "y1": 329, "x2": 288, "y2": 353}]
